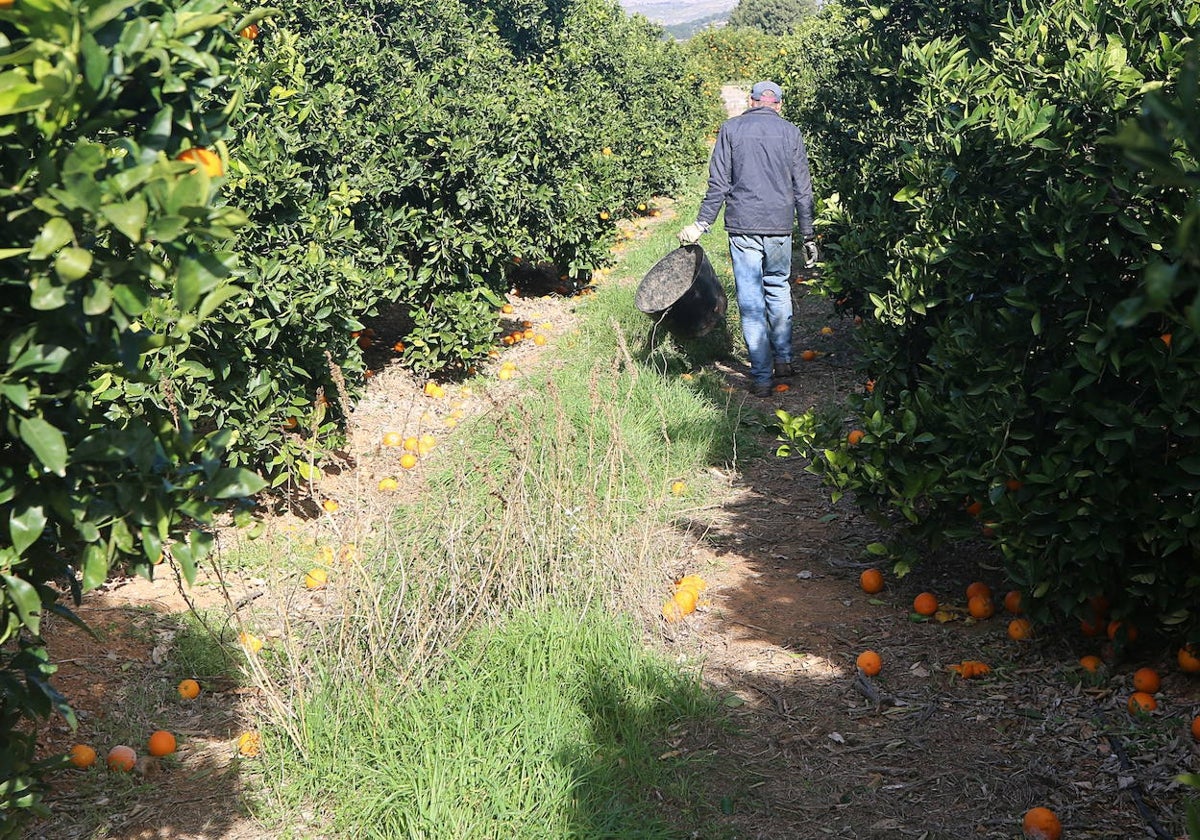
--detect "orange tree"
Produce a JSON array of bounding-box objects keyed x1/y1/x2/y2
[
  {"x1": 776, "y1": 0, "x2": 1200, "y2": 638},
  {"x1": 683, "y1": 24, "x2": 782, "y2": 85},
  {"x1": 0, "y1": 0, "x2": 263, "y2": 829},
  {"x1": 142, "y1": 0, "x2": 716, "y2": 486}
]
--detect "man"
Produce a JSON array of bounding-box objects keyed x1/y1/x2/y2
[{"x1": 679, "y1": 80, "x2": 817, "y2": 397}]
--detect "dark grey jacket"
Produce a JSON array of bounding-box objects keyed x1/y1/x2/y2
[{"x1": 697, "y1": 106, "x2": 814, "y2": 238}]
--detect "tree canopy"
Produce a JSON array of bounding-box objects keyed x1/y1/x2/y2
[{"x1": 728, "y1": 0, "x2": 818, "y2": 33}]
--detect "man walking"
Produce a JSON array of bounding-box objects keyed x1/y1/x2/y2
[{"x1": 679, "y1": 80, "x2": 817, "y2": 397}]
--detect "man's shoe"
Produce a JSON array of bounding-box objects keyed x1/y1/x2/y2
[
  {"x1": 774, "y1": 360, "x2": 795, "y2": 379},
  {"x1": 749, "y1": 381, "x2": 773, "y2": 398}
]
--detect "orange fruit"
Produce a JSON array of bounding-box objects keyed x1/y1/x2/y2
[
  {"x1": 662, "y1": 599, "x2": 684, "y2": 622},
  {"x1": 1079, "y1": 617, "x2": 1102, "y2": 637},
  {"x1": 1003, "y1": 590, "x2": 1022, "y2": 614},
  {"x1": 1005, "y1": 478, "x2": 1023, "y2": 491},
  {"x1": 501, "y1": 303, "x2": 514, "y2": 314},
  {"x1": 382, "y1": 431, "x2": 403, "y2": 447},
  {"x1": 1007, "y1": 617, "x2": 1034, "y2": 640},
  {"x1": 1178, "y1": 645, "x2": 1200, "y2": 673},
  {"x1": 147, "y1": 730, "x2": 176, "y2": 757},
  {"x1": 856, "y1": 650, "x2": 882, "y2": 676},
  {"x1": 1128, "y1": 691, "x2": 1157, "y2": 714},
  {"x1": 378, "y1": 477, "x2": 398, "y2": 491},
  {"x1": 599, "y1": 211, "x2": 610, "y2": 220},
  {"x1": 847, "y1": 429, "x2": 865, "y2": 446},
  {"x1": 177, "y1": 147, "x2": 223, "y2": 178},
  {"x1": 107, "y1": 745, "x2": 136, "y2": 772},
  {"x1": 533, "y1": 334, "x2": 546, "y2": 346},
  {"x1": 401, "y1": 436, "x2": 419, "y2": 452},
  {"x1": 1107, "y1": 620, "x2": 1138, "y2": 643},
  {"x1": 417, "y1": 434, "x2": 436, "y2": 455},
  {"x1": 1191, "y1": 716, "x2": 1200, "y2": 740},
  {"x1": 820, "y1": 326, "x2": 834, "y2": 335},
  {"x1": 177, "y1": 678, "x2": 201, "y2": 700},
  {"x1": 400, "y1": 453, "x2": 418, "y2": 470},
  {"x1": 282, "y1": 416, "x2": 298, "y2": 430},
  {"x1": 237, "y1": 731, "x2": 262, "y2": 757},
  {"x1": 800, "y1": 349, "x2": 817, "y2": 361},
  {"x1": 69, "y1": 744, "x2": 97, "y2": 769},
  {"x1": 239, "y1": 23, "x2": 260, "y2": 39},
  {"x1": 321, "y1": 499, "x2": 339, "y2": 513},
  {"x1": 239, "y1": 632, "x2": 263, "y2": 653},
  {"x1": 672, "y1": 588, "x2": 698, "y2": 615},
  {"x1": 967, "y1": 594, "x2": 995, "y2": 620},
  {"x1": 772, "y1": 383, "x2": 790, "y2": 392},
  {"x1": 1079, "y1": 655, "x2": 1103, "y2": 673},
  {"x1": 966, "y1": 581, "x2": 992, "y2": 601},
  {"x1": 913, "y1": 592, "x2": 938, "y2": 616},
  {"x1": 859, "y1": 569, "x2": 885, "y2": 594},
  {"x1": 1131, "y1": 667, "x2": 1160, "y2": 693},
  {"x1": 393, "y1": 341, "x2": 406, "y2": 352},
  {"x1": 1161, "y1": 332, "x2": 1173, "y2": 347},
  {"x1": 965, "y1": 500, "x2": 983, "y2": 517},
  {"x1": 304, "y1": 568, "x2": 328, "y2": 590},
  {"x1": 670, "y1": 481, "x2": 687, "y2": 496},
  {"x1": 1021, "y1": 806, "x2": 1062, "y2": 840}
]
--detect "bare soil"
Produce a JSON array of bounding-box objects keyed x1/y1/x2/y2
[{"x1": 25, "y1": 94, "x2": 1200, "y2": 840}]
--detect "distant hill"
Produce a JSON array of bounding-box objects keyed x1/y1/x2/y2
[
  {"x1": 619, "y1": 0, "x2": 737, "y2": 27},
  {"x1": 663, "y1": 12, "x2": 729, "y2": 39}
]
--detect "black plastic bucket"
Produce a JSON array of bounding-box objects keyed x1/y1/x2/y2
[{"x1": 634, "y1": 245, "x2": 727, "y2": 339}]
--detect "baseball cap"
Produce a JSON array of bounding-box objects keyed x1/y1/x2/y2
[{"x1": 750, "y1": 81, "x2": 783, "y2": 102}]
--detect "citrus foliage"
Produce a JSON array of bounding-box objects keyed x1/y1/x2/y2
[
  {"x1": 140, "y1": 0, "x2": 717, "y2": 484},
  {"x1": 0, "y1": 0, "x2": 265, "y2": 826},
  {"x1": 778, "y1": 0, "x2": 1200, "y2": 636},
  {"x1": 683, "y1": 25, "x2": 783, "y2": 84}
]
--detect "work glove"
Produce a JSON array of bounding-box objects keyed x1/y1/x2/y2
[
  {"x1": 802, "y1": 237, "x2": 820, "y2": 268},
  {"x1": 678, "y1": 222, "x2": 707, "y2": 246}
]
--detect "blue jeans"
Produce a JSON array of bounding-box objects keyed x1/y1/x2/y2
[{"x1": 728, "y1": 234, "x2": 793, "y2": 386}]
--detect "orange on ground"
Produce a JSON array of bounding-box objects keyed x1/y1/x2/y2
[
  {"x1": 772, "y1": 383, "x2": 790, "y2": 393},
  {"x1": 1191, "y1": 716, "x2": 1200, "y2": 740},
  {"x1": 966, "y1": 581, "x2": 992, "y2": 601},
  {"x1": 856, "y1": 650, "x2": 882, "y2": 676},
  {"x1": 662, "y1": 599, "x2": 685, "y2": 622},
  {"x1": 1131, "y1": 667, "x2": 1160, "y2": 693},
  {"x1": 501, "y1": 303, "x2": 514, "y2": 314},
  {"x1": 322, "y1": 499, "x2": 339, "y2": 513},
  {"x1": 1022, "y1": 806, "x2": 1062, "y2": 840},
  {"x1": 239, "y1": 632, "x2": 263, "y2": 654},
  {"x1": 237, "y1": 731, "x2": 262, "y2": 757},
  {"x1": 672, "y1": 588, "x2": 698, "y2": 615},
  {"x1": 69, "y1": 744, "x2": 97, "y2": 769},
  {"x1": 177, "y1": 678, "x2": 201, "y2": 700},
  {"x1": 533, "y1": 334, "x2": 546, "y2": 346},
  {"x1": 676, "y1": 574, "x2": 707, "y2": 592},
  {"x1": 859, "y1": 568, "x2": 885, "y2": 594},
  {"x1": 1003, "y1": 590, "x2": 1022, "y2": 614},
  {"x1": 800, "y1": 349, "x2": 817, "y2": 361},
  {"x1": 378, "y1": 477, "x2": 398, "y2": 491},
  {"x1": 417, "y1": 434, "x2": 436, "y2": 455},
  {"x1": 847, "y1": 429, "x2": 865, "y2": 446},
  {"x1": 148, "y1": 730, "x2": 176, "y2": 757},
  {"x1": 107, "y1": 745, "x2": 136, "y2": 772},
  {"x1": 967, "y1": 594, "x2": 995, "y2": 620},
  {"x1": 304, "y1": 568, "x2": 328, "y2": 590},
  {"x1": 402, "y1": 436, "x2": 419, "y2": 452},
  {"x1": 1128, "y1": 691, "x2": 1157, "y2": 714},
  {"x1": 400, "y1": 453, "x2": 418, "y2": 470},
  {"x1": 177, "y1": 147, "x2": 223, "y2": 178},
  {"x1": 1079, "y1": 655, "x2": 1103, "y2": 673},
  {"x1": 382, "y1": 431, "x2": 403, "y2": 447},
  {"x1": 913, "y1": 592, "x2": 938, "y2": 616},
  {"x1": 1007, "y1": 617, "x2": 1034, "y2": 640},
  {"x1": 671, "y1": 481, "x2": 687, "y2": 496},
  {"x1": 1178, "y1": 645, "x2": 1200, "y2": 673}
]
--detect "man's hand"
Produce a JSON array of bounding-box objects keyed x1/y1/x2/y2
[
  {"x1": 802, "y1": 237, "x2": 820, "y2": 268},
  {"x1": 678, "y1": 222, "x2": 707, "y2": 246}
]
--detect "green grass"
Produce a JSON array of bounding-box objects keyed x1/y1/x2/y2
[{"x1": 263, "y1": 609, "x2": 719, "y2": 840}]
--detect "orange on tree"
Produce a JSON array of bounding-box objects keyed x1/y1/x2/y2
[
  {"x1": 1107, "y1": 620, "x2": 1138, "y2": 644},
  {"x1": 1131, "y1": 667, "x2": 1160, "y2": 693},
  {"x1": 147, "y1": 730, "x2": 176, "y2": 757},
  {"x1": 177, "y1": 147, "x2": 223, "y2": 178},
  {"x1": 859, "y1": 568, "x2": 885, "y2": 594},
  {"x1": 1128, "y1": 691, "x2": 1157, "y2": 714},
  {"x1": 107, "y1": 745, "x2": 136, "y2": 772},
  {"x1": 856, "y1": 650, "x2": 882, "y2": 676},
  {"x1": 913, "y1": 592, "x2": 938, "y2": 616},
  {"x1": 1178, "y1": 645, "x2": 1200, "y2": 673},
  {"x1": 69, "y1": 744, "x2": 97, "y2": 769},
  {"x1": 1003, "y1": 590, "x2": 1023, "y2": 614},
  {"x1": 239, "y1": 23, "x2": 259, "y2": 39},
  {"x1": 847, "y1": 429, "x2": 865, "y2": 446},
  {"x1": 1022, "y1": 806, "x2": 1062, "y2": 840},
  {"x1": 177, "y1": 678, "x2": 201, "y2": 700}
]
